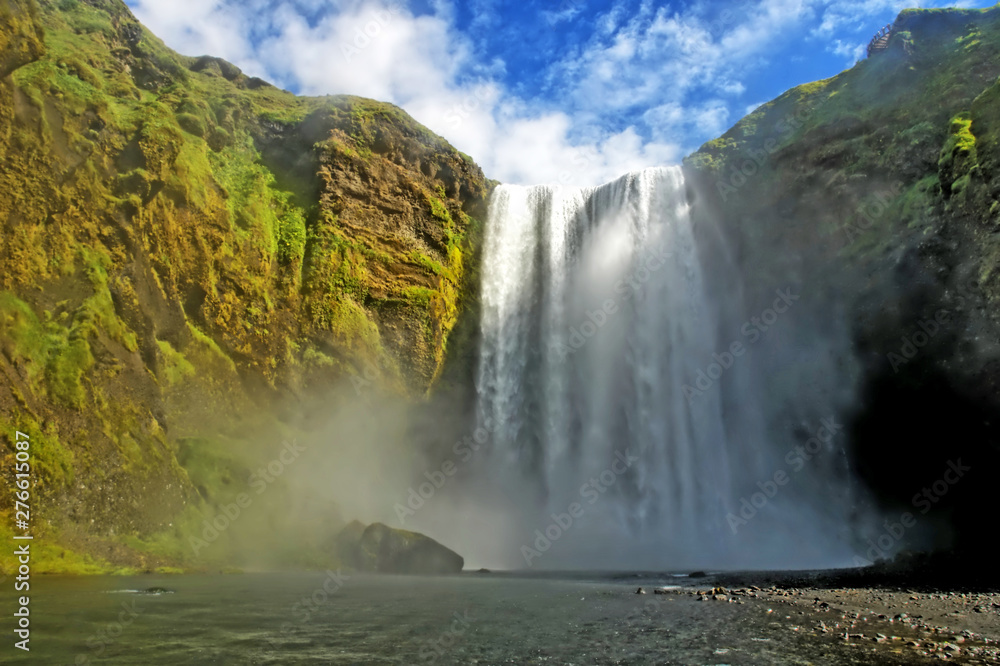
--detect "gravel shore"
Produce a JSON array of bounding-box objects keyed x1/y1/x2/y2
[{"x1": 640, "y1": 567, "x2": 1000, "y2": 664}]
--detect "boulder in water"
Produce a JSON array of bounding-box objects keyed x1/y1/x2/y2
[
  {"x1": 334, "y1": 522, "x2": 464, "y2": 574},
  {"x1": 333, "y1": 519, "x2": 368, "y2": 567}
]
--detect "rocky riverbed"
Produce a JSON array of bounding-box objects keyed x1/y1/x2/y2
[{"x1": 637, "y1": 575, "x2": 1000, "y2": 664}]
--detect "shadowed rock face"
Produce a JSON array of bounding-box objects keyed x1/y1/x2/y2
[
  {"x1": 683, "y1": 6, "x2": 1000, "y2": 569},
  {"x1": 335, "y1": 522, "x2": 464, "y2": 575},
  {"x1": 333, "y1": 519, "x2": 368, "y2": 566}
]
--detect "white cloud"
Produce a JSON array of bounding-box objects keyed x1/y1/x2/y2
[
  {"x1": 127, "y1": 0, "x2": 686, "y2": 186},
  {"x1": 125, "y1": 0, "x2": 995, "y2": 187},
  {"x1": 643, "y1": 99, "x2": 731, "y2": 142},
  {"x1": 830, "y1": 38, "x2": 866, "y2": 64},
  {"x1": 257, "y1": 3, "x2": 467, "y2": 106},
  {"x1": 127, "y1": 0, "x2": 264, "y2": 74},
  {"x1": 541, "y1": 0, "x2": 585, "y2": 26},
  {"x1": 719, "y1": 80, "x2": 747, "y2": 96}
]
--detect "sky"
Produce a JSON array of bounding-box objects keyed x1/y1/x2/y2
[{"x1": 124, "y1": 0, "x2": 996, "y2": 186}]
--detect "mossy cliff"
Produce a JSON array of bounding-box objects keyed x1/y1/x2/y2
[
  {"x1": 5, "y1": 0, "x2": 1000, "y2": 574},
  {"x1": 0, "y1": 0, "x2": 489, "y2": 572},
  {"x1": 684, "y1": 6, "x2": 1000, "y2": 567}
]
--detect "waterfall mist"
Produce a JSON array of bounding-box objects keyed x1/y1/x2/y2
[{"x1": 431, "y1": 166, "x2": 887, "y2": 571}]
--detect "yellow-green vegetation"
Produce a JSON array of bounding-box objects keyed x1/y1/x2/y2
[
  {"x1": 185, "y1": 321, "x2": 237, "y2": 375},
  {"x1": 939, "y1": 113, "x2": 979, "y2": 199},
  {"x1": 0, "y1": 413, "x2": 74, "y2": 492},
  {"x1": 0, "y1": 0, "x2": 490, "y2": 573},
  {"x1": 686, "y1": 6, "x2": 1000, "y2": 182},
  {"x1": 156, "y1": 339, "x2": 195, "y2": 385},
  {"x1": 0, "y1": 521, "x2": 110, "y2": 574},
  {"x1": 0, "y1": 0, "x2": 44, "y2": 79}
]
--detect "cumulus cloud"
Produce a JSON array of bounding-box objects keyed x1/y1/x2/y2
[
  {"x1": 127, "y1": 0, "x2": 684, "y2": 185},
  {"x1": 830, "y1": 38, "x2": 867, "y2": 64},
  {"x1": 126, "y1": 0, "x2": 262, "y2": 73}
]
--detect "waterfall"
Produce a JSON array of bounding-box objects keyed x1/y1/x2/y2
[{"x1": 471, "y1": 166, "x2": 865, "y2": 570}]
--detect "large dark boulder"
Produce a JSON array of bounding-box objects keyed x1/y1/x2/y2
[
  {"x1": 333, "y1": 519, "x2": 368, "y2": 566},
  {"x1": 334, "y1": 522, "x2": 464, "y2": 574}
]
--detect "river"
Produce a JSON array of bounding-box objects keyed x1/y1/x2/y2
[{"x1": 0, "y1": 571, "x2": 930, "y2": 664}]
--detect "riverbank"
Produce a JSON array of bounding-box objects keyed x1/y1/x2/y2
[
  {"x1": 649, "y1": 585, "x2": 999, "y2": 663},
  {"x1": 636, "y1": 565, "x2": 1000, "y2": 664}
]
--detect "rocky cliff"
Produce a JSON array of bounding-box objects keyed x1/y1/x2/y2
[
  {"x1": 0, "y1": 0, "x2": 488, "y2": 572},
  {"x1": 3, "y1": 0, "x2": 1000, "y2": 574},
  {"x1": 684, "y1": 6, "x2": 1000, "y2": 568}
]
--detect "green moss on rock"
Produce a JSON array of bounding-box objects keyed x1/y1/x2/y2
[{"x1": 0, "y1": 0, "x2": 490, "y2": 573}]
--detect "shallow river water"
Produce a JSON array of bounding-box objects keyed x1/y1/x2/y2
[{"x1": 1, "y1": 571, "x2": 934, "y2": 664}]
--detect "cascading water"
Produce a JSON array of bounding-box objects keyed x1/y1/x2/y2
[{"x1": 471, "y1": 166, "x2": 870, "y2": 570}]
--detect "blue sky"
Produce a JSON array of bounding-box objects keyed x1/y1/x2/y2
[{"x1": 125, "y1": 0, "x2": 996, "y2": 185}]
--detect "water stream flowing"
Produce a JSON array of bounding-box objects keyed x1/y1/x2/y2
[{"x1": 471, "y1": 166, "x2": 865, "y2": 569}]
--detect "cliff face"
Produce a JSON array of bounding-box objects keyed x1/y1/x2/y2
[
  {"x1": 0, "y1": 0, "x2": 489, "y2": 571},
  {"x1": 4, "y1": 0, "x2": 1000, "y2": 574},
  {"x1": 684, "y1": 6, "x2": 1000, "y2": 565},
  {"x1": 0, "y1": 0, "x2": 44, "y2": 79}
]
